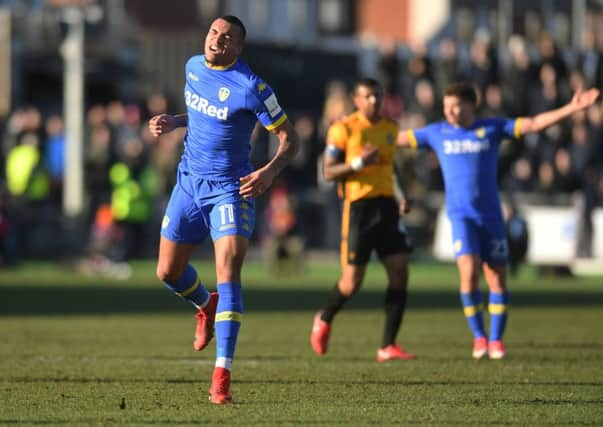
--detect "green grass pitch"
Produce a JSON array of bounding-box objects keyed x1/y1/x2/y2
[{"x1": 1, "y1": 259, "x2": 602, "y2": 426}]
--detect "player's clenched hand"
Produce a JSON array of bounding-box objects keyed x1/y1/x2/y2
[
  {"x1": 148, "y1": 114, "x2": 177, "y2": 137},
  {"x1": 239, "y1": 167, "x2": 276, "y2": 199},
  {"x1": 361, "y1": 143, "x2": 380, "y2": 166},
  {"x1": 399, "y1": 197, "x2": 412, "y2": 216}
]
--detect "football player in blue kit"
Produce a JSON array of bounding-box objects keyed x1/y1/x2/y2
[
  {"x1": 148, "y1": 15, "x2": 298, "y2": 404},
  {"x1": 397, "y1": 82, "x2": 599, "y2": 359}
]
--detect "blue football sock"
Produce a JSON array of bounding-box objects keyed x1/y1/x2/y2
[
  {"x1": 163, "y1": 264, "x2": 210, "y2": 309},
  {"x1": 215, "y1": 282, "x2": 243, "y2": 371},
  {"x1": 460, "y1": 290, "x2": 486, "y2": 339},
  {"x1": 488, "y1": 291, "x2": 509, "y2": 341}
]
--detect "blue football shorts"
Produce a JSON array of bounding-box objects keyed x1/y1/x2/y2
[
  {"x1": 449, "y1": 216, "x2": 508, "y2": 265},
  {"x1": 160, "y1": 168, "x2": 255, "y2": 244}
]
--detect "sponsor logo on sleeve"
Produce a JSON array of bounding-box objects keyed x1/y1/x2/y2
[{"x1": 264, "y1": 93, "x2": 282, "y2": 118}]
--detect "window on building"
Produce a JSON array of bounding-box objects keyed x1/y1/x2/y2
[
  {"x1": 288, "y1": 0, "x2": 307, "y2": 33},
  {"x1": 318, "y1": 0, "x2": 355, "y2": 35},
  {"x1": 196, "y1": 0, "x2": 221, "y2": 24},
  {"x1": 248, "y1": 0, "x2": 269, "y2": 32}
]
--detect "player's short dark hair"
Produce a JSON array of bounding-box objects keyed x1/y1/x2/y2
[
  {"x1": 354, "y1": 77, "x2": 381, "y2": 94},
  {"x1": 444, "y1": 82, "x2": 478, "y2": 105},
  {"x1": 220, "y1": 15, "x2": 246, "y2": 40}
]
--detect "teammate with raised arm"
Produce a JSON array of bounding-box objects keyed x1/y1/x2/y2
[{"x1": 397, "y1": 82, "x2": 599, "y2": 359}]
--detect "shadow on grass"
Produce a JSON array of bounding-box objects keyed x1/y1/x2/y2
[
  {"x1": 0, "y1": 285, "x2": 602, "y2": 315},
  {"x1": 8, "y1": 376, "x2": 603, "y2": 387}
]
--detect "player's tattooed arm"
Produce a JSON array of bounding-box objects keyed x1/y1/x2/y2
[
  {"x1": 265, "y1": 119, "x2": 299, "y2": 176},
  {"x1": 239, "y1": 119, "x2": 298, "y2": 199}
]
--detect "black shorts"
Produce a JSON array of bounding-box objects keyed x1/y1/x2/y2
[{"x1": 341, "y1": 196, "x2": 412, "y2": 265}]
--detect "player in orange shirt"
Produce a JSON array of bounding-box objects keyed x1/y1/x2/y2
[{"x1": 310, "y1": 78, "x2": 415, "y2": 361}]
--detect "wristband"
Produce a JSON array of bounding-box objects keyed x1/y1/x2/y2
[{"x1": 350, "y1": 156, "x2": 364, "y2": 171}]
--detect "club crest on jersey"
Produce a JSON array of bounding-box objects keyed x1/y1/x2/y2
[
  {"x1": 218, "y1": 87, "x2": 230, "y2": 102},
  {"x1": 258, "y1": 83, "x2": 266, "y2": 93},
  {"x1": 387, "y1": 134, "x2": 394, "y2": 145},
  {"x1": 475, "y1": 127, "x2": 486, "y2": 138}
]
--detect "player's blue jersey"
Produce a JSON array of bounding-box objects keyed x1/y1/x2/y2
[
  {"x1": 407, "y1": 118, "x2": 520, "y2": 220},
  {"x1": 181, "y1": 55, "x2": 288, "y2": 181}
]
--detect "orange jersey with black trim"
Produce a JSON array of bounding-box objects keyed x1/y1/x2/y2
[{"x1": 327, "y1": 111, "x2": 399, "y2": 202}]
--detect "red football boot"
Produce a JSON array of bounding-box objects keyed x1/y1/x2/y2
[
  {"x1": 209, "y1": 367, "x2": 232, "y2": 404},
  {"x1": 488, "y1": 340, "x2": 506, "y2": 360},
  {"x1": 472, "y1": 336, "x2": 488, "y2": 359},
  {"x1": 310, "y1": 311, "x2": 331, "y2": 355},
  {"x1": 193, "y1": 292, "x2": 219, "y2": 351},
  {"x1": 376, "y1": 344, "x2": 416, "y2": 362}
]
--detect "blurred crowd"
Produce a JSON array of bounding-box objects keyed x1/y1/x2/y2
[
  {"x1": 0, "y1": 94, "x2": 184, "y2": 271},
  {"x1": 1, "y1": 29, "x2": 603, "y2": 269}
]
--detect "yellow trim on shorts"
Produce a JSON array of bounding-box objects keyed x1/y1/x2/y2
[
  {"x1": 340, "y1": 199, "x2": 351, "y2": 267},
  {"x1": 177, "y1": 277, "x2": 200, "y2": 297},
  {"x1": 215, "y1": 311, "x2": 242, "y2": 322}
]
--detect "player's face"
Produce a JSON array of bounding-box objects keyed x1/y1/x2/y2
[
  {"x1": 204, "y1": 18, "x2": 244, "y2": 66},
  {"x1": 354, "y1": 85, "x2": 383, "y2": 121},
  {"x1": 443, "y1": 95, "x2": 475, "y2": 127}
]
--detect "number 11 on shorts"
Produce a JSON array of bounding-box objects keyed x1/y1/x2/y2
[{"x1": 218, "y1": 204, "x2": 235, "y2": 225}]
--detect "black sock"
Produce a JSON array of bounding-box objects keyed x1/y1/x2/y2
[
  {"x1": 382, "y1": 287, "x2": 407, "y2": 348},
  {"x1": 321, "y1": 283, "x2": 350, "y2": 323}
]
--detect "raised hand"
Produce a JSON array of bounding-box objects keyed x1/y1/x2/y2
[{"x1": 571, "y1": 87, "x2": 600, "y2": 110}]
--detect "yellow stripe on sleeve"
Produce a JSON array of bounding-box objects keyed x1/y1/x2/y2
[
  {"x1": 264, "y1": 114, "x2": 288, "y2": 131},
  {"x1": 513, "y1": 118, "x2": 522, "y2": 138},
  {"x1": 406, "y1": 130, "x2": 418, "y2": 149}
]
